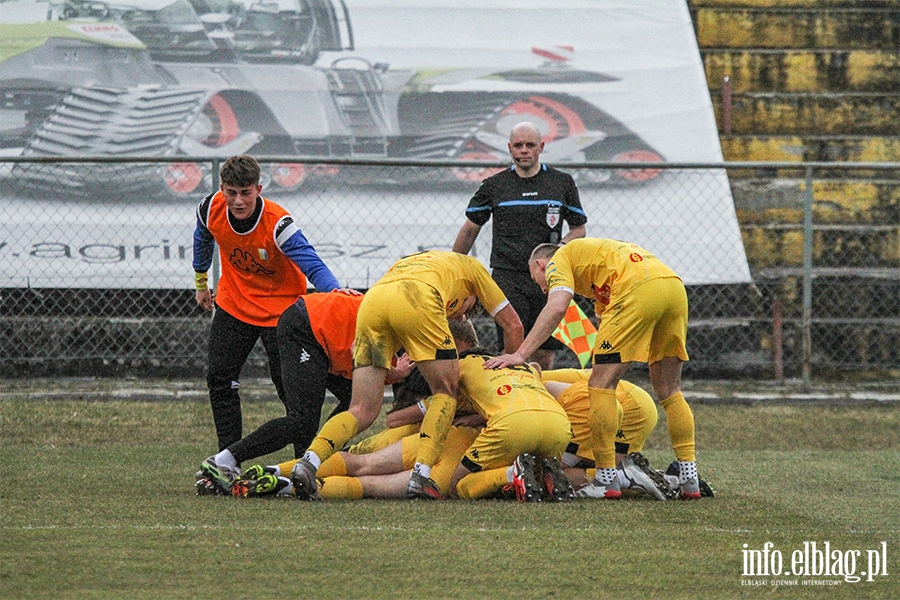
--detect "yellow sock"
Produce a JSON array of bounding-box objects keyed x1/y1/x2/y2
[
  {"x1": 430, "y1": 426, "x2": 480, "y2": 496},
  {"x1": 660, "y1": 392, "x2": 696, "y2": 462},
  {"x1": 348, "y1": 423, "x2": 419, "y2": 455},
  {"x1": 318, "y1": 476, "x2": 364, "y2": 500},
  {"x1": 588, "y1": 387, "x2": 618, "y2": 469},
  {"x1": 415, "y1": 393, "x2": 456, "y2": 469},
  {"x1": 309, "y1": 411, "x2": 359, "y2": 465},
  {"x1": 456, "y1": 468, "x2": 509, "y2": 500},
  {"x1": 276, "y1": 458, "x2": 299, "y2": 476},
  {"x1": 317, "y1": 453, "x2": 348, "y2": 478}
]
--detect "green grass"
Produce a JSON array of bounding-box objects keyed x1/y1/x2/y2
[{"x1": 1, "y1": 398, "x2": 899, "y2": 599}]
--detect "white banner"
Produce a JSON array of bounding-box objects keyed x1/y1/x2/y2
[{"x1": 0, "y1": 0, "x2": 751, "y2": 288}]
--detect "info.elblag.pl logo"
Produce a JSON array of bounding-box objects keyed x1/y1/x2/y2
[{"x1": 741, "y1": 541, "x2": 889, "y2": 586}]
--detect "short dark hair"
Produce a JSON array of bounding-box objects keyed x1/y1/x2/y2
[
  {"x1": 220, "y1": 155, "x2": 260, "y2": 187},
  {"x1": 448, "y1": 318, "x2": 479, "y2": 347},
  {"x1": 529, "y1": 243, "x2": 561, "y2": 263}
]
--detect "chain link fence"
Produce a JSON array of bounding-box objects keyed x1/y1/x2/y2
[{"x1": 1, "y1": 157, "x2": 897, "y2": 381}]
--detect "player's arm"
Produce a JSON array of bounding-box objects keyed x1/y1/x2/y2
[
  {"x1": 483, "y1": 289, "x2": 573, "y2": 369},
  {"x1": 277, "y1": 217, "x2": 340, "y2": 291},
  {"x1": 492, "y1": 303, "x2": 524, "y2": 354},
  {"x1": 385, "y1": 401, "x2": 427, "y2": 428},
  {"x1": 192, "y1": 196, "x2": 216, "y2": 311},
  {"x1": 452, "y1": 219, "x2": 482, "y2": 254},
  {"x1": 561, "y1": 223, "x2": 586, "y2": 244}
]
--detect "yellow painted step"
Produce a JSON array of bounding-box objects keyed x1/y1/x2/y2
[
  {"x1": 694, "y1": 8, "x2": 899, "y2": 50},
  {"x1": 733, "y1": 179, "x2": 900, "y2": 223},
  {"x1": 711, "y1": 93, "x2": 900, "y2": 135},
  {"x1": 703, "y1": 50, "x2": 899, "y2": 93},
  {"x1": 691, "y1": 0, "x2": 898, "y2": 8},
  {"x1": 740, "y1": 225, "x2": 899, "y2": 268},
  {"x1": 720, "y1": 135, "x2": 900, "y2": 162}
]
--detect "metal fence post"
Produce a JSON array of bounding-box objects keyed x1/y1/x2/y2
[
  {"x1": 772, "y1": 295, "x2": 784, "y2": 382},
  {"x1": 802, "y1": 166, "x2": 814, "y2": 390},
  {"x1": 722, "y1": 75, "x2": 732, "y2": 135}
]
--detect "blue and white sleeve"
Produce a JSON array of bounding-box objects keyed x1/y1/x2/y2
[{"x1": 275, "y1": 216, "x2": 340, "y2": 291}]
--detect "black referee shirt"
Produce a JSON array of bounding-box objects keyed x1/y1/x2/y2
[{"x1": 464, "y1": 164, "x2": 587, "y2": 271}]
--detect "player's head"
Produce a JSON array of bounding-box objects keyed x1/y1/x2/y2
[
  {"x1": 528, "y1": 243, "x2": 561, "y2": 292},
  {"x1": 219, "y1": 155, "x2": 262, "y2": 220},
  {"x1": 220, "y1": 155, "x2": 261, "y2": 188},
  {"x1": 448, "y1": 317, "x2": 479, "y2": 351},
  {"x1": 508, "y1": 121, "x2": 544, "y2": 173}
]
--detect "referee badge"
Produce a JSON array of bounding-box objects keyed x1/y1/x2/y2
[{"x1": 546, "y1": 205, "x2": 560, "y2": 228}]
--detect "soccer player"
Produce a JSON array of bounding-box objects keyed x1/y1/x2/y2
[
  {"x1": 196, "y1": 290, "x2": 413, "y2": 495},
  {"x1": 453, "y1": 121, "x2": 587, "y2": 370},
  {"x1": 484, "y1": 238, "x2": 702, "y2": 499},
  {"x1": 192, "y1": 155, "x2": 341, "y2": 452},
  {"x1": 289, "y1": 250, "x2": 524, "y2": 500}
]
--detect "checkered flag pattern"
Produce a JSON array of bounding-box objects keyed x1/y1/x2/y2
[{"x1": 552, "y1": 300, "x2": 597, "y2": 368}]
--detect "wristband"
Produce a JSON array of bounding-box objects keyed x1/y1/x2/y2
[
  {"x1": 417, "y1": 400, "x2": 428, "y2": 415},
  {"x1": 195, "y1": 272, "x2": 209, "y2": 291}
]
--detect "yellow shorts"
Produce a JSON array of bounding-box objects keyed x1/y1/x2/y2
[
  {"x1": 353, "y1": 280, "x2": 457, "y2": 369},
  {"x1": 555, "y1": 380, "x2": 657, "y2": 458},
  {"x1": 461, "y1": 410, "x2": 571, "y2": 472},
  {"x1": 616, "y1": 380, "x2": 658, "y2": 453},
  {"x1": 594, "y1": 277, "x2": 689, "y2": 365}
]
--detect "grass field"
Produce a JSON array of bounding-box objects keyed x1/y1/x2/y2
[{"x1": 1, "y1": 395, "x2": 899, "y2": 599}]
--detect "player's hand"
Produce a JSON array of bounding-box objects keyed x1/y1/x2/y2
[
  {"x1": 385, "y1": 353, "x2": 415, "y2": 383},
  {"x1": 334, "y1": 288, "x2": 363, "y2": 296},
  {"x1": 482, "y1": 352, "x2": 525, "y2": 370},
  {"x1": 196, "y1": 289, "x2": 215, "y2": 311}
]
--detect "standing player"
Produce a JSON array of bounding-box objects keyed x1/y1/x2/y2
[
  {"x1": 289, "y1": 250, "x2": 524, "y2": 500},
  {"x1": 452, "y1": 121, "x2": 587, "y2": 369},
  {"x1": 484, "y1": 239, "x2": 702, "y2": 499},
  {"x1": 193, "y1": 155, "x2": 340, "y2": 452}
]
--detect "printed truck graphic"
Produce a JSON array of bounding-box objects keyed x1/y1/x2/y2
[{"x1": 1, "y1": 0, "x2": 664, "y2": 198}]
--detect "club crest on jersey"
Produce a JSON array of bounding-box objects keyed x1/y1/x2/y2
[
  {"x1": 546, "y1": 205, "x2": 560, "y2": 228},
  {"x1": 258, "y1": 248, "x2": 268, "y2": 260}
]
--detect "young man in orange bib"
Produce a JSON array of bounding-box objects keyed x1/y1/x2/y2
[{"x1": 192, "y1": 155, "x2": 342, "y2": 453}]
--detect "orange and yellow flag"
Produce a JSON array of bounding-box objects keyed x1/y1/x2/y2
[{"x1": 552, "y1": 300, "x2": 597, "y2": 368}]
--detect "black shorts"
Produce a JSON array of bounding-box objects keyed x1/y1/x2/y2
[{"x1": 491, "y1": 268, "x2": 564, "y2": 353}]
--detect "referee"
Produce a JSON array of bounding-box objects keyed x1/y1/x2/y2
[{"x1": 452, "y1": 121, "x2": 587, "y2": 369}]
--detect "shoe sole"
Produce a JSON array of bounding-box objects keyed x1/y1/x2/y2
[
  {"x1": 290, "y1": 462, "x2": 322, "y2": 501},
  {"x1": 232, "y1": 476, "x2": 280, "y2": 498},
  {"x1": 195, "y1": 477, "x2": 220, "y2": 496},
  {"x1": 200, "y1": 459, "x2": 236, "y2": 494},
  {"x1": 513, "y1": 454, "x2": 541, "y2": 503},
  {"x1": 623, "y1": 453, "x2": 672, "y2": 501},
  {"x1": 541, "y1": 457, "x2": 574, "y2": 502}
]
